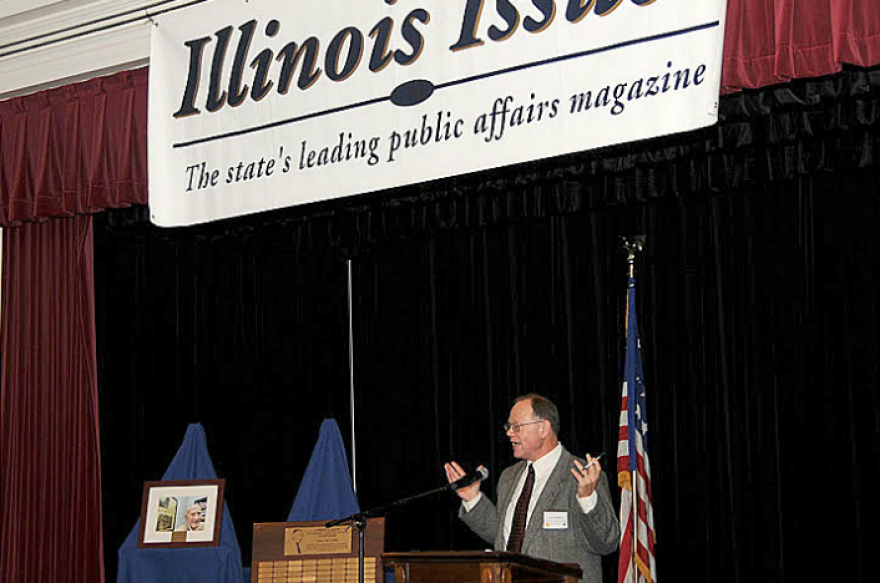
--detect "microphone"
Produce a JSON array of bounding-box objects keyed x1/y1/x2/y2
[{"x1": 448, "y1": 466, "x2": 489, "y2": 491}]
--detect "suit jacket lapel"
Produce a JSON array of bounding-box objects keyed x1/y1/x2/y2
[
  {"x1": 498, "y1": 461, "x2": 527, "y2": 523},
  {"x1": 523, "y1": 447, "x2": 572, "y2": 549}
]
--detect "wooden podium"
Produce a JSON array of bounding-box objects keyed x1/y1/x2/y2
[{"x1": 382, "y1": 551, "x2": 582, "y2": 583}]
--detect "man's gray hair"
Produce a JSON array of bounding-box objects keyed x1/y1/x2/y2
[{"x1": 515, "y1": 394, "x2": 560, "y2": 436}]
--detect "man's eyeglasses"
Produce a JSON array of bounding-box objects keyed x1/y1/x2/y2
[{"x1": 503, "y1": 420, "x2": 544, "y2": 433}]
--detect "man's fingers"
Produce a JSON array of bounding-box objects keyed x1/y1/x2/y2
[
  {"x1": 445, "y1": 461, "x2": 467, "y2": 482},
  {"x1": 571, "y1": 459, "x2": 600, "y2": 483},
  {"x1": 445, "y1": 462, "x2": 481, "y2": 502},
  {"x1": 570, "y1": 463, "x2": 592, "y2": 483}
]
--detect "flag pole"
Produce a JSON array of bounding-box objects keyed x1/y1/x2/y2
[
  {"x1": 623, "y1": 235, "x2": 645, "y2": 583},
  {"x1": 629, "y1": 248, "x2": 637, "y2": 583},
  {"x1": 347, "y1": 259, "x2": 357, "y2": 495},
  {"x1": 632, "y1": 471, "x2": 638, "y2": 583}
]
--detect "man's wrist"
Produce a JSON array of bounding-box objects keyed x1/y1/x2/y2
[
  {"x1": 462, "y1": 492, "x2": 482, "y2": 512},
  {"x1": 576, "y1": 490, "x2": 597, "y2": 514}
]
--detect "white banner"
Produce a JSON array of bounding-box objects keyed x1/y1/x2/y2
[{"x1": 149, "y1": 0, "x2": 728, "y2": 227}]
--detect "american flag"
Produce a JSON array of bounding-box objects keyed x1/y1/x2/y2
[{"x1": 617, "y1": 273, "x2": 656, "y2": 583}]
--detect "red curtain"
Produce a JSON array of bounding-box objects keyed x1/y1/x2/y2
[
  {"x1": 0, "y1": 216, "x2": 104, "y2": 583},
  {"x1": 723, "y1": 0, "x2": 880, "y2": 91},
  {"x1": 0, "y1": 68, "x2": 148, "y2": 227}
]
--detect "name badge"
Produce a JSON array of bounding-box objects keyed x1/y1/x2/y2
[{"x1": 543, "y1": 511, "x2": 568, "y2": 530}]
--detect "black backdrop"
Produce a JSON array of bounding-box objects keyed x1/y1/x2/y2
[{"x1": 96, "y1": 68, "x2": 880, "y2": 583}]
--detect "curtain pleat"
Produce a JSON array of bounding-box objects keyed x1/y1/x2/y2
[
  {"x1": 0, "y1": 216, "x2": 104, "y2": 583},
  {"x1": 723, "y1": 0, "x2": 880, "y2": 91},
  {"x1": 0, "y1": 69, "x2": 147, "y2": 226}
]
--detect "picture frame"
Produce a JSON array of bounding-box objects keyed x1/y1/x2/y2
[{"x1": 138, "y1": 479, "x2": 225, "y2": 548}]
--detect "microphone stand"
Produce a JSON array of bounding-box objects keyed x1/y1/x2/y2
[{"x1": 325, "y1": 482, "x2": 466, "y2": 583}]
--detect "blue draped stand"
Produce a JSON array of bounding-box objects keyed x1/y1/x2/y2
[
  {"x1": 287, "y1": 419, "x2": 396, "y2": 583},
  {"x1": 287, "y1": 418, "x2": 360, "y2": 522},
  {"x1": 116, "y1": 424, "x2": 245, "y2": 583}
]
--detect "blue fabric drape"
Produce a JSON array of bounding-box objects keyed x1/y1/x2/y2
[
  {"x1": 287, "y1": 419, "x2": 359, "y2": 521},
  {"x1": 116, "y1": 424, "x2": 245, "y2": 583}
]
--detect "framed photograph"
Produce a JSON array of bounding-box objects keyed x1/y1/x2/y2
[{"x1": 138, "y1": 479, "x2": 225, "y2": 548}]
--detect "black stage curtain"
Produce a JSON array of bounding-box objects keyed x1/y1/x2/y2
[{"x1": 96, "y1": 67, "x2": 880, "y2": 583}]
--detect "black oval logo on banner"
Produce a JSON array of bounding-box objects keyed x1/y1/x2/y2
[{"x1": 390, "y1": 79, "x2": 435, "y2": 106}]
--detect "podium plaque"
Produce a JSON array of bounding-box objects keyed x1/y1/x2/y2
[{"x1": 252, "y1": 518, "x2": 385, "y2": 583}]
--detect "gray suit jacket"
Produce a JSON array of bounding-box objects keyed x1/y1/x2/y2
[{"x1": 460, "y1": 446, "x2": 619, "y2": 583}]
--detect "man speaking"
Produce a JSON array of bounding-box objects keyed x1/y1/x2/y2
[{"x1": 445, "y1": 394, "x2": 619, "y2": 583}]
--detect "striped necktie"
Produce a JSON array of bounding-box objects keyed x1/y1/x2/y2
[{"x1": 506, "y1": 464, "x2": 535, "y2": 554}]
